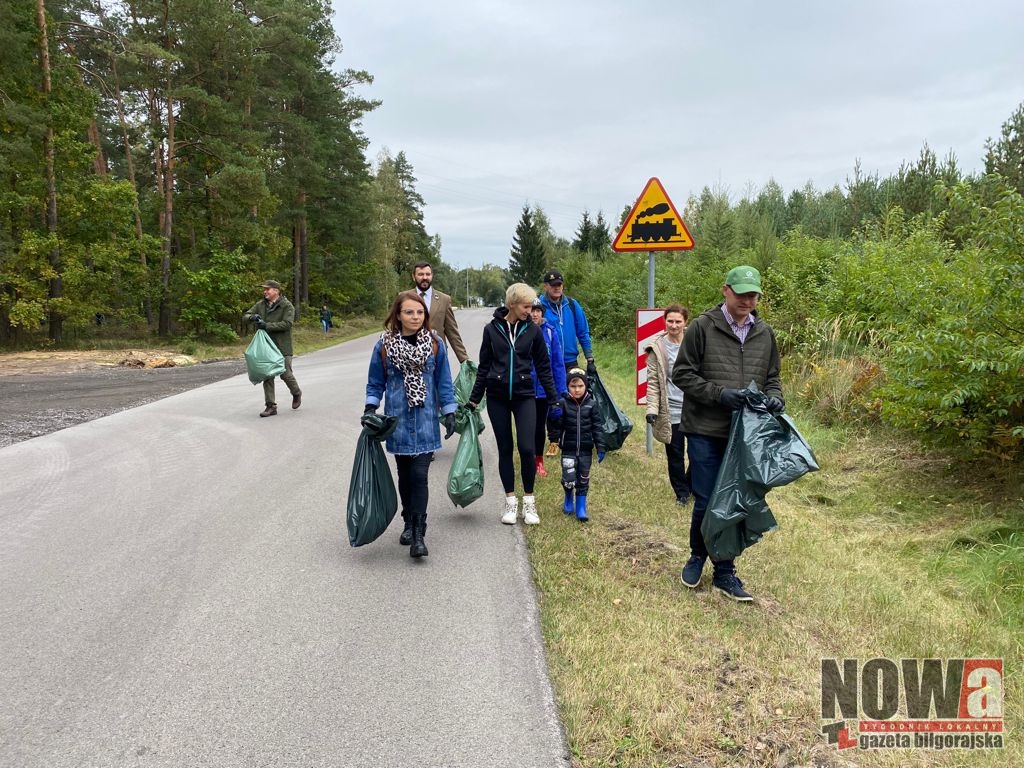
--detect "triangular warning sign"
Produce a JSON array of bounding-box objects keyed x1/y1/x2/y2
[{"x1": 612, "y1": 177, "x2": 694, "y2": 252}]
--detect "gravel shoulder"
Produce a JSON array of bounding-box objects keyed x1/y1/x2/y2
[{"x1": 0, "y1": 356, "x2": 246, "y2": 448}]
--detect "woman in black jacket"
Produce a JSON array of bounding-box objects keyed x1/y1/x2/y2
[{"x1": 468, "y1": 283, "x2": 559, "y2": 526}]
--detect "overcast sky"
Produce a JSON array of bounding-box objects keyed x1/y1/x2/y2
[{"x1": 332, "y1": 1, "x2": 1024, "y2": 270}]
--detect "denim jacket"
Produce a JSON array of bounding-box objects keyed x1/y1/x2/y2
[{"x1": 365, "y1": 334, "x2": 458, "y2": 455}]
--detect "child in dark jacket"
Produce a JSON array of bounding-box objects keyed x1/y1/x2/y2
[{"x1": 550, "y1": 368, "x2": 605, "y2": 521}]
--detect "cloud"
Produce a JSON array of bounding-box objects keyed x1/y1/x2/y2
[{"x1": 336, "y1": 1, "x2": 1024, "y2": 267}]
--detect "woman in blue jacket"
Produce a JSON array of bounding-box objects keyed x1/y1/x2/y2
[
  {"x1": 530, "y1": 299, "x2": 567, "y2": 477},
  {"x1": 365, "y1": 291, "x2": 457, "y2": 558}
]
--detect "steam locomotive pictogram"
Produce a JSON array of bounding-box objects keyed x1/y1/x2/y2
[{"x1": 626, "y1": 202, "x2": 679, "y2": 243}]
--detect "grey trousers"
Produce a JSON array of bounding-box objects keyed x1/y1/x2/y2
[{"x1": 263, "y1": 355, "x2": 300, "y2": 405}]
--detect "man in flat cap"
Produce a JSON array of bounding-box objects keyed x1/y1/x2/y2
[
  {"x1": 244, "y1": 280, "x2": 302, "y2": 417},
  {"x1": 538, "y1": 268, "x2": 595, "y2": 376}
]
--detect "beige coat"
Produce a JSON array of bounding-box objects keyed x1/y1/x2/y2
[
  {"x1": 644, "y1": 331, "x2": 678, "y2": 444},
  {"x1": 426, "y1": 289, "x2": 469, "y2": 363}
]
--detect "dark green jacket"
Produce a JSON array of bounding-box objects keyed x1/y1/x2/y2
[
  {"x1": 244, "y1": 296, "x2": 296, "y2": 356},
  {"x1": 671, "y1": 305, "x2": 782, "y2": 439}
]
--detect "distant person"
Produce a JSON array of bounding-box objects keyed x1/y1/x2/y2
[
  {"x1": 319, "y1": 305, "x2": 333, "y2": 334},
  {"x1": 671, "y1": 266, "x2": 784, "y2": 602},
  {"x1": 411, "y1": 261, "x2": 469, "y2": 364},
  {"x1": 549, "y1": 368, "x2": 605, "y2": 522},
  {"x1": 644, "y1": 304, "x2": 692, "y2": 505},
  {"x1": 530, "y1": 299, "x2": 567, "y2": 477},
  {"x1": 539, "y1": 269, "x2": 595, "y2": 375},
  {"x1": 364, "y1": 291, "x2": 457, "y2": 558},
  {"x1": 467, "y1": 283, "x2": 558, "y2": 526},
  {"x1": 243, "y1": 280, "x2": 302, "y2": 418}
]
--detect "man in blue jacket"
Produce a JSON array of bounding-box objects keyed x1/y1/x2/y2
[{"x1": 539, "y1": 269, "x2": 595, "y2": 376}]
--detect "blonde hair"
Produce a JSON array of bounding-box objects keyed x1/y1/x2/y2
[{"x1": 505, "y1": 282, "x2": 537, "y2": 307}]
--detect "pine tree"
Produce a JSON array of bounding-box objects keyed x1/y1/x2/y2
[
  {"x1": 985, "y1": 101, "x2": 1024, "y2": 195},
  {"x1": 508, "y1": 204, "x2": 545, "y2": 284},
  {"x1": 572, "y1": 211, "x2": 593, "y2": 252}
]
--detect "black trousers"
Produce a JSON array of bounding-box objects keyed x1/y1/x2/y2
[
  {"x1": 533, "y1": 397, "x2": 551, "y2": 456},
  {"x1": 561, "y1": 450, "x2": 593, "y2": 495},
  {"x1": 395, "y1": 453, "x2": 432, "y2": 525},
  {"x1": 665, "y1": 422, "x2": 692, "y2": 500},
  {"x1": 486, "y1": 396, "x2": 537, "y2": 494}
]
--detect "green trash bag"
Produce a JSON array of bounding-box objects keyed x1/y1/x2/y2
[
  {"x1": 588, "y1": 369, "x2": 633, "y2": 451},
  {"x1": 447, "y1": 407, "x2": 485, "y2": 507},
  {"x1": 346, "y1": 413, "x2": 400, "y2": 547},
  {"x1": 443, "y1": 359, "x2": 487, "y2": 431},
  {"x1": 244, "y1": 329, "x2": 285, "y2": 385},
  {"x1": 702, "y1": 381, "x2": 819, "y2": 561}
]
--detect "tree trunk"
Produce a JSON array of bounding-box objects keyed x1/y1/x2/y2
[
  {"x1": 36, "y1": 0, "x2": 62, "y2": 343},
  {"x1": 157, "y1": 0, "x2": 175, "y2": 337}
]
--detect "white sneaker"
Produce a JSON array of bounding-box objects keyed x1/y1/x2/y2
[
  {"x1": 501, "y1": 497, "x2": 518, "y2": 525},
  {"x1": 522, "y1": 495, "x2": 540, "y2": 525}
]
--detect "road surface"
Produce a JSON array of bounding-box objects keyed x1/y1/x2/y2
[{"x1": 0, "y1": 308, "x2": 571, "y2": 768}]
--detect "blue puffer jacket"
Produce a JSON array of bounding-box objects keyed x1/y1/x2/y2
[
  {"x1": 365, "y1": 334, "x2": 458, "y2": 455},
  {"x1": 532, "y1": 322, "x2": 567, "y2": 399},
  {"x1": 539, "y1": 294, "x2": 592, "y2": 367}
]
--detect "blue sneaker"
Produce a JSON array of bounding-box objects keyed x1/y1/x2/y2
[
  {"x1": 713, "y1": 573, "x2": 754, "y2": 602},
  {"x1": 680, "y1": 556, "x2": 705, "y2": 588}
]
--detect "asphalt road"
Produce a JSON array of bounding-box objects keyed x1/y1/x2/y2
[{"x1": 0, "y1": 308, "x2": 571, "y2": 768}]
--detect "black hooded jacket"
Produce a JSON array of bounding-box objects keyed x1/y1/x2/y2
[
  {"x1": 555, "y1": 391, "x2": 605, "y2": 453},
  {"x1": 470, "y1": 307, "x2": 558, "y2": 404}
]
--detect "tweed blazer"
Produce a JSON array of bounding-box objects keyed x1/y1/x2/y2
[{"x1": 425, "y1": 289, "x2": 469, "y2": 363}]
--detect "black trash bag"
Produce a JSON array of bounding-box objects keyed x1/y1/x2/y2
[
  {"x1": 588, "y1": 369, "x2": 633, "y2": 451},
  {"x1": 346, "y1": 413, "x2": 400, "y2": 547},
  {"x1": 702, "y1": 381, "x2": 819, "y2": 561}
]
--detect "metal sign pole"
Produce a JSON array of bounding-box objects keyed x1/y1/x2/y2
[{"x1": 646, "y1": 251, "x2": 655, "y2": 456}]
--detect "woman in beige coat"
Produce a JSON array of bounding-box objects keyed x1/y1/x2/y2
[{"x1": 644, "y1": 304, "x2": 692, "y2": 505}]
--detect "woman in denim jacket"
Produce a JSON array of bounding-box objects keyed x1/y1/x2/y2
[{"x1": 365, "y1": 291, "x2": 458, "y2": 558}]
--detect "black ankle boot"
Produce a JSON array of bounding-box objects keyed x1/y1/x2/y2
[
  {"x1": 410, "y1": 515, "x2": 428, "y2": 558},
  {"x1": 399, "y1": 519, "x2": 413, "y2": 546}
]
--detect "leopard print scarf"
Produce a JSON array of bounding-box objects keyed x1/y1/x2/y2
[{"x1": 381, "y1": 329, "x2": 432, "y2": 408}]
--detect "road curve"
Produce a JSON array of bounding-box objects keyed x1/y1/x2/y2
[{"x1": 0, "y1": 307, "x2": 571, "y2": 768}]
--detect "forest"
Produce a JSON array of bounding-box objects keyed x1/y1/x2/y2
[{"x1": 3, "y1": 0, "x2": 1023, "y2": 459}]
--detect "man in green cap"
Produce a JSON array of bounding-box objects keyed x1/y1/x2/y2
[
  {"x1": 670, "y1": 265, "x2": 784, "y2": 602},
  {"x1": 243, "y1": 280, "x2": 302, "y2": 417}
]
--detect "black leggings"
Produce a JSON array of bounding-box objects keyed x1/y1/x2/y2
[
  {"x1": 486, "y1": 397, "x2": 537, "y2": 494},
  {"x1": 533, "y1": 398, "x2": 550, "y2": 456},
  {"x1": 394, "y1": 453, "x2": 432, "y2": 524}
]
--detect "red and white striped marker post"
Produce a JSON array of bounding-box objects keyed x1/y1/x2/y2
[
  {"x1": 637, "y1": 309, "x2": 665, "y2": 455},
  {"x1": 636, "y1": 309, "x2": 666, "y2": 404}
]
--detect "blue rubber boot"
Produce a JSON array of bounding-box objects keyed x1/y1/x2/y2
[
  {"x1": 563, "y1": 488, "x2": 574, "y2": 514},
  {"x1": 575, "y1": 495, "x2": 589, "y2": 522}
]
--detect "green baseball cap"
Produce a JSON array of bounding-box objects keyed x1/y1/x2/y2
[{"x1": 725, "y1": 265, "x2": 762, "y2": 295}]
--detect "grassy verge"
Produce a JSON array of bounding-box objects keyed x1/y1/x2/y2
[{"x1": 527, "y1": 341, "x2": 1020, "y2": 767}]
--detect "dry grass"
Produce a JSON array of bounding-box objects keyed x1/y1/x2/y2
[{"x1": 525, "y1": 345, "x2": 1020, "y2": 767}]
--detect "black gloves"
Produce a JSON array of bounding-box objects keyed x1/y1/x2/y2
[
  {"x1": 443, "y1": 413, "x2": 456, "y2": 440},
  {"x1": 465, "y1": 401, "x2": 477, "y2": 412},
  {"x1": 586, "y1": 358, "x2": 597, "y2": 376},
  {"x1": 719, "y1": 388, "x2": 746, "y2": 410},
  {"x1": 363, "y1": 404, "x2": 377, "y2": 415},
  {"x1": 765, "y1": 396, "x2": 785, "y2": 414},
  {"x1": 645, "y1": 413, "x2": 657, "y2": 425},
  {"x1": 253, "y1": 316, "x2": 266, "y2": 330}
]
